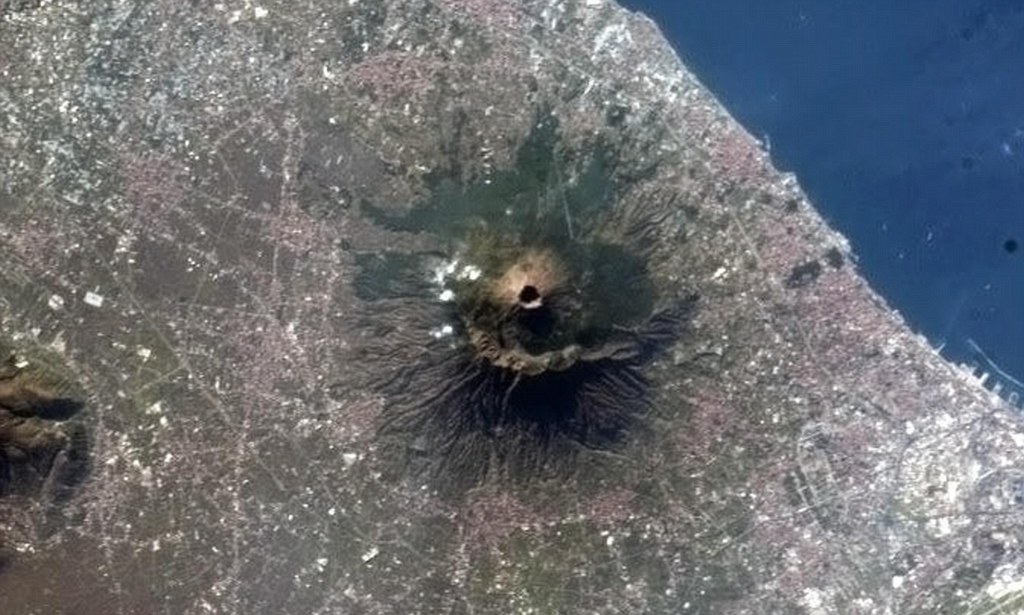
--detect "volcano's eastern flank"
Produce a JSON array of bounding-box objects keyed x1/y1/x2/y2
[{"x1": 354, "y1": 115, "x2": 698, "y2": 492}]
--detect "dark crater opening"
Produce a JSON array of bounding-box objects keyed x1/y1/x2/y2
[{"x1": 518, "y1": 285, "x2": 541, "y2": 307}]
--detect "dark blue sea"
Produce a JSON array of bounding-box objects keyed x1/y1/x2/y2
[{"x1": 622, "y1": 0, "x2": 1024, "y2": 400}]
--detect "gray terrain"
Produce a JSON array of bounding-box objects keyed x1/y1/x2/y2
[{"x1": 1, "y1": 0, "x2": 1022, "y2": 613}]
